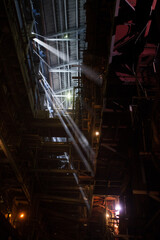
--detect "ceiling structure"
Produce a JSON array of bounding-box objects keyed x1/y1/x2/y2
[
  {"x1": 33, "y1": 0, "x2": 87, "y2": 112},
  {"x1": 0, "y1": 0, "x2": 160, "y2": 240}
]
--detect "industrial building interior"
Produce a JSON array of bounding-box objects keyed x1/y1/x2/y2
[{"x1": 0, "y1": 0, "x2": 160, "y2": 239}]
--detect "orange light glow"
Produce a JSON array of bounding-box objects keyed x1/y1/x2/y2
[
  {"x1": 95, "y1": 131, "x2": 99, "y2": 136},
  {"x1": 19, "y1": 213, "x2": 25, "y2": 219}
]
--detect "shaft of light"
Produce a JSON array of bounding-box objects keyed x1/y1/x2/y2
[
  {"x1": 43, "y1": 77, "x2": 95, "y2": 161},
  {"x1": 65, "y1": 153, "x2": 90, "y2": 211},
  {"x1": 72, "y1": 171, "x2": 90, "y2": 210},
  {"x1": 33, "y1": 38, "x2": 68, "y2": 62},
  {"x1": 44, "y1": 86, "x2": 94, "y2": 171},
  {"x1": 40, "y1": 75, "x2": 95, "y2": 162},
  {"x1": 34, "y1": 36, "x2": 102, "y2": 85},
  {"x1": 34, "y1": 38, "x2": 102, "y2": 85},
  {"x1": 53, "y1": 92, "x2": 95, "y2": 161},
  {"x1": 81, "y1": 65, "x2": 103, "y2": 85},
  {"x1": 40, "y1": 80, "x2": 94, "y2": 175},
  {"x1": 71, "y1": 166, "x2": 91, "y2": 210}
]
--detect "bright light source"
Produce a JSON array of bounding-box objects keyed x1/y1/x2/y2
[
  {"x1": 64, "y1": 34, "x2": 69, "y2": 39},
  {"x1": 67, "y1": 93, "x2": 71, "y2": 99},
  {"x1": 9, "y1": 213, "x2": 12, "y2": 218},
  {"x1": 19, "y1": 213, "x2": 25, "y2": 219},
  {"x1": 115, "y1": 211, "x2": 119, "y2": 217},
  {"x1": 115, "y1": 204, "x2": 121, "y2": 211},
  {"x1": 106, "y1": 213, "x2": 110, "y2": 218},
  {"x1": 95, "y1": 131, "x2": 99, "y2": 136},
  {"x1": 114, "y1": 224, "x2": 118, "y2": 228}
]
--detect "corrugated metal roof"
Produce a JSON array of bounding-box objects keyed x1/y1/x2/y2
[{"x1": 38, "y1": 0, "x2": 86, "y2": 109}]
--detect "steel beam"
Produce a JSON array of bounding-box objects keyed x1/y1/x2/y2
[
  {"x1": 63, "y1": 0, "x2": 71, "y2": 101},
  {"x1": 101, "y1": 143, "x2": 117, "y2": 153},
  {"x1": 109, "y1": 0, "x2": 120, "y2": 64},
  {"x1": 145, "y1": 209, "x2": 160, "y2": 230},
  {"x1": 39, "y1": 195, "x2": 85, "y2": 205},
  {"x1": 75, "y1": 0, "x2": 79, "y2": 60},
  {"x1": 0, "y1": 136, "x2": 31, "y2": 202},
  {"x1": 52, "y1": 0, "x2": 57, "y2": 32},
  {"x1": 40, "y1": 176, "x2": 75, "y2": 181},
  {"x1": 40, "y1": 210, "x2": 87, "y2": 223},
  {"x1": 46, "y1": 38, "x2": 81, "y2": 42},
  {"x1": 38, "y1": 157, "x2": 68, "y2": 161},
  {"x1": 54, "y1": 88, "x2": 73, "y2": 94},
  {"x1": 69, "y1": 161, "x2": 91, "y2": 211},
  {"x1": 33, "y1": 50, "x2": 51, "y2": 69},
  {"x1": 125, "y1": 0, "x2": 135, "y2": 11},
  {"x1": 30, "y1": 118, "x2": 63, "y2": 127},
  {"x1": 51, "y1": 0, "x2": 62, "y2": 89},
  {"x1": 43, "y1": 186, "x2": 83, "y2": 191},
  {"x1": 51, "y1": 62, "x2": 80, "y2": 69},
  {"x1": 42, "y1": 142, "x2": 70, "y2": 148},
  {"x1": 133, "y1": 189, "x2": 160, "y2": 202},
  {"x1": 46, "y1": 27, "x2": 85, "y2": 38},
  {"x1": 33, "y1": 38, "x2": 67, "y2": 62},
  {"x1": 115, "y1": 234, "x2": 142, "y2": 239},
  {"x1": 30, "y1": 169, "x2": 77, "y2": 173},
  {"x1": 41, "y1": 143, "x2": 70, "y2": 153},
  {"x1": 49, "y1": 69, "x2": 77, "y2": 73},
  {"x1": 101, "y1": 143, "x2": 127, "y2": 160},
  {"x1": 53, "y1": 94, "x2": 72, "y2": 97}
]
